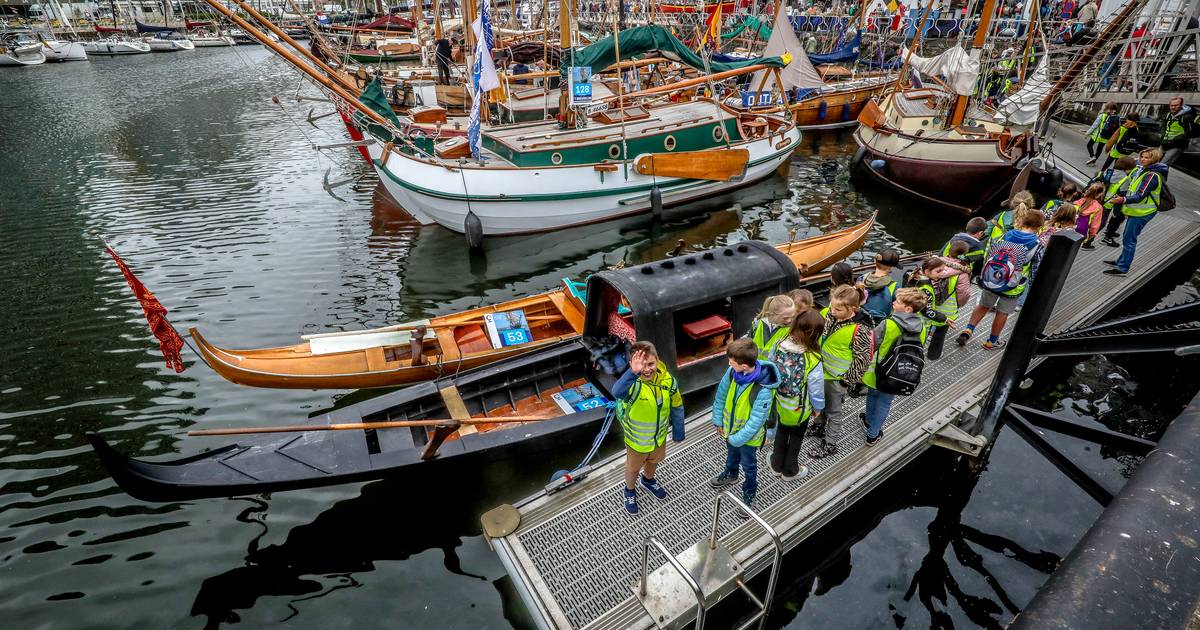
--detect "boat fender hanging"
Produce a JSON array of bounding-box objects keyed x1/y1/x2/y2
[
  {"x1": 870, "y1": 159, "x2": 887, "y2": 171},
  {"x1": 650, "y1": 187, "x2": 663, "y2": 218},
  {"x1": 842, "y1": 103, "x2": 851, "y2": 121},
  {"x1": 464, "y1": 211, "x2": 484, "y2": 250},
  {"x1": 818, "y1": 100, "x2": 828, "y2": 120}
]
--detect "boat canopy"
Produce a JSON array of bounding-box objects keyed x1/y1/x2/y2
[
  {"x1": 583, "y1": 241, "x2": 799, "y2": 391},
  {"x1": 359, "y1": 15, "x2": 416, "y2": 31},
  {"x1": 135, "y1": 20, "x2": 177, "y2": 34},
  {"x1": 561, "y1": 25, "x2": 788, "y2": 79},
  {"x1": 808, "y1": 32, "x2": 862, "y2": 65},
  {"x1": 722, "y1": 15, "x2": 771, "y2": 40}
]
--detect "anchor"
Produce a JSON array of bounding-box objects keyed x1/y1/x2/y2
[
  {"x1": 322, "y1": 168, "x2": 356, "y2": 201},
  {"x1": 306, "y1": 107, "x2": 338, "y2": 127},
  {"x1": 294, "y1": 94, "x2": 332, "y2": 103}
]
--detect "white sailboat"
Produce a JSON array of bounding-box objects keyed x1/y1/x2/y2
[
  {"x1": 35, "y1": 0, "x2": 88, "y2": 61},
  {"x1": 190, "y1": 31, "x2": 235, "y2": 47},
  {"x1": 0, "y1": 32, "x2": 47, "y2": 66},
  {"x1": 83, "y1": 38, "x2": 152, "y2": 55},
  {"x1": 144, "y1": 31, "x2": 195, "y2": 51}
]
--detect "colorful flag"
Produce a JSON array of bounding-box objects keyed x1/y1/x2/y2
[
  {"x1": 890, "y1": 3, "x2": 906, "y2": 31},
  {"x1": 702, "y1": 0, "x2": 724, "y2": 49},
  {"x1": 468, "y1": 3, "x2": 499, "y2": 161},
  {"x1": 103, "y1": 243, "x2": 186, "y2": 373}
]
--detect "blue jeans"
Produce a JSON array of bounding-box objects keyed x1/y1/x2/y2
[
  {"x1": 723, "y1": 443, "x2": 759, "y2": 498},
  {"x1": 866, "y1": 388, "x2": 896, "y2": 439},
  {"x1": 1116, "y1": 213, "x2": 1154, "y2": 272}
]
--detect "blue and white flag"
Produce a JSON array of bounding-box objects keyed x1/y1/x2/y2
[{"x1": 468, "y1": 3, "x2": 499, "y2": 161}]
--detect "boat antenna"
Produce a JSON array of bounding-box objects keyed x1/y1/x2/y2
[{"x1": 611, "y1": 0, "x2": 630, "y2": 180}]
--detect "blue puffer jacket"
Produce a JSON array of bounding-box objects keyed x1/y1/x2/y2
[{"x1": 711, "y1": 360, "x2": 781, "y2": 448}]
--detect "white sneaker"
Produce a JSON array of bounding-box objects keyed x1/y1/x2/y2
[{"x1": 781, "y1": 466, "x2": 809, "y2": 481}]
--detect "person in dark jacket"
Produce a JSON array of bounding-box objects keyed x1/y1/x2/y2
[
  {"x1": 1158, "y1": 97, "x2": 1195, "y2": 167},
  {"x1": 1089, "y1": 113, "x2": 1141, "y2": 170},
  {"x1": 434, "y1": 37, "x2": 453, "y2": 85}
]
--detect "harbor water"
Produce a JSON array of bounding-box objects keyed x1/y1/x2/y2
[{"x1": 1, "y1": 48, "x2": 1197, "y2": 628}]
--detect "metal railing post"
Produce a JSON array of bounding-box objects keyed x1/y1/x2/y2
[{"x1": 974, "y1": 231, "x2": 1083, "y2": 441}]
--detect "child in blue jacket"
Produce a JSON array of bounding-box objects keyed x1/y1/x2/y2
[{"x1": 709, "y1": 338, "x2": 781, "y2": 513}]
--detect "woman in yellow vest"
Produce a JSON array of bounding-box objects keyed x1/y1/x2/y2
[
  {"x1": 615, "y1": 341, "x2": 684, "y2": 515},
  {"x1": 709, "y1": 338, "x2": 781, "y2": 512},
  {"x1": 861, "y1": 288, "x2": 929, "y2": 445},
  {"x1": 767, "y1": 310, "x2": 825, "y2": 480},
  {"x1": 747, "y1": 294, "x2": 795, "y2": 359},
  {"x1": 1104, "y1": 148, "x2": 1168, "y2": 277}
]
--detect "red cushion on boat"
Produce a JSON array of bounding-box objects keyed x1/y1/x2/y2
[
  {"x1": 608, "y1": 312, "x2": 637, "y2": 343},
  {"x1": 682, "y1": 315, "x2": 732, "y2": 340},
  {"x1": 454, "y1": 325, "x2": 493, "y2": 355}
]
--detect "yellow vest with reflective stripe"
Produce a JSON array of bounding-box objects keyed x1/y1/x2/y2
[
  {"x1": 617, "y1": 364, "x2": 678, "y2": 453},
  {"x1": 1122, "y1": 167, "x2": 1162, "y2": 217},
  {"x1": 1089, "y1": 112, "x2": 1111, "y2": 142},
  {"x1": 723, "y1": 380, "x2": 767, "y2": 447},
  {"x1": 775, "y1": 350, "x2": 821, "y2": 426},
  {"x1": 1164, "y1": 113, "x2": 1188, "y2": 142},
  {"x1": 1108, "y1": 126, "x2": 1133, "y2": 158},
  {"x1": 988, "y1": 210, "x2": 1015, "y2": 242},
  {"x1": 820, "y1": 319, "x2": 857, "y2": 380},
  {"x1": 752, "y1": 320, "x2": 790, "y2": 357},
  {"x1": 863, "y1": 318, "x2": 928, "y2": 389},
  {"x1": 918, "y1": 277, "x2": 958, "y2": 327},
  {"x1": 1103, "y1": 173, "x2": 1130, "y2": 210}
]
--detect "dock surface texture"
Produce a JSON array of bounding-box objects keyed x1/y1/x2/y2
[{"x1": 491, "y1": 127, "x2": 1200, "y2": 630}]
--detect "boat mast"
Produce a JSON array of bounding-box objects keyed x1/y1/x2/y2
[
  {"x1": 434, "y1": 0, "x2": 443, "y2": 39},
  {"x1": 948, "y1": 0, "x2": 999, "y2": 126},
  {"x1": 241, "y1": 0, "x2": 361, "y2": 94},
  {"x1": 558, "y1": 0, "x2": 572, "y2": 127}
]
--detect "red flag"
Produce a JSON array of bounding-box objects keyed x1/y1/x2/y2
[
  {"x1": 891, "y1": 3, "x2": 906, "y2": 32},
  {"x1": 103, "y1": 244, "x2": 187, "y2": 373}
]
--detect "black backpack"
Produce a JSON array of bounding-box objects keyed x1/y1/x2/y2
[
  {"x1": 1158, "y1": 181, "x2": 1177, "y2": 212},
  {"x1": 875, "y1": 322, "x2": 926, "y2": 396}
]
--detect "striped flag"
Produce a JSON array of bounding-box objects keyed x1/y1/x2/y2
[
  {"x1": 468, "y1": 3, "x2": 499, "y2": 161},
  {"x1": 103, "y1": 243, "x2": 187, "y2": 373}
]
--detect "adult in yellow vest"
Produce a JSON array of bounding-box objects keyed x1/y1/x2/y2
[
  {"x1": 767, "y1": 310, "x2": 825, "y2": 480},
  {"x1": 1159, "y1": 97, "x2": 1196, "y2": 166},
  {"x1": 709, "y1": 338, "x2": 781, "y2": 512},
  {"x1": 861, "y1": 289, "x2": 929, "y2": 444},
  {"x1": 615, "y1": 341, "x2": 684, "y2": 515},
  {"x1": 1104, "y1": 148, "x2": 1168, "y2": 277}
]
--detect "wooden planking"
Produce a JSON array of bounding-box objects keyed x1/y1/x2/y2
[{"x1": 633, "y1": 148, "x2": 749, "y2": 181}]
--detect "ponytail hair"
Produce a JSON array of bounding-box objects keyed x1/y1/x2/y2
[{"x1": 755, "y1": 294, "x2": 795, "y2": 322}]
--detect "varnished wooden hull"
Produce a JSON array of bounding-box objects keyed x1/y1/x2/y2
[
  {"x1": 192, "y1": 217, "x2": 874, "y2": 390},
  {"x1": 789, "y1": 80, "x2": 894, "y2": 130}
]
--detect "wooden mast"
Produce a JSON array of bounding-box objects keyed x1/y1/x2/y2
[
  {"x1": 559, "y1": 0, "x2": 573, "y2": 126},
  {"x1": 434, "y1": 0, "x2": 443, "y2": 39},
  {"x1": 948, "y1": 0, "x2": 999, "y2": 126},
  {"x1": 238, "y1": 0, "x2": 359, "y2": 94}
]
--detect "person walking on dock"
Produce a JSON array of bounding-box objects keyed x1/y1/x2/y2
[
  {"x1": 615, "y1": 341, "x2": 684, "y2": 515},
  {"x1": 941, "y1": 219, "x2": 988, "y2": 276},
  {"x1": 811, "y1": 285, "x2": 873, "y2": 457},
  {"x1": 860, "y1": 288, "x2": 929, "y2": 445},
  {"x1": 1104, "y1": 148, "x2": 1169, "y2": 277},
  {"x1": 1089, "y1": 113, "x2": 1141, "y2": 170},
  {"x1": 1158, "y1": 97, "x2": 1196, "y2": 167},
  {"x1": 768, "y1": 310, "x2": 825, "y2": 480},
  {"x1": 710, "y1": 339, "x2": 781, "y2": 513},
  {"x1": 1097, "y1": 155, "x2": 1137, "y2": 247},
  {"x1": 860, "y1": 249, "x2": 902, "y2": 324},
  {"x1": 1085, "y1": 102, "x2": 1120, "y2": 161},
  {"x1": 957, "y1": 211, "x2": 1045, "y2": 350}
]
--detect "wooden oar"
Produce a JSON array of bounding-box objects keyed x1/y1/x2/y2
[{"x1": 188, "y1": 415, "x2": 556, "y2": 437}]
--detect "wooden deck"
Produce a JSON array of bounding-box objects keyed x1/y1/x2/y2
[{"x1": 486, "y1": 165, "x2": 1200, "y2": 628}]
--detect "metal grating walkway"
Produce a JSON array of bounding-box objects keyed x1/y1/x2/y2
[{"x1": 490, "y1": 212, "x2": 1200, "y2": 630}]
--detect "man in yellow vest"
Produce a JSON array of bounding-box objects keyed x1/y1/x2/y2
[
  {"x1": 1103, "y1": 148, "x2": 1169, "y2": 277},
  {"x1": 1158, "y1": 97, "x2": 1195, "y2": 167},
  {"x1": 709, "y1": 338, "x2": 781, "y2": 513},
  {"x1": 615, "y1": 341, "x2": 684, "y2": 515}
]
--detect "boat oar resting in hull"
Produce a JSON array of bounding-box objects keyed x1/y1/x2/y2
[{"x1": 188, "y1": 216, "x2": 875, "y2": 390}]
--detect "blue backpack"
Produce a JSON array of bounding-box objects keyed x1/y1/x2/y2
[
  {"x1": 860, "y1": 274, "x2": 898, "y2": 321},
  {"x1": 980, "y1": 241, "x2": 1037, "y2": 294}
]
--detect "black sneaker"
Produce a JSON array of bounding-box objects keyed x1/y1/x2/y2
[
  {"x1": 956, "y1": 329, "x2": 972, "y2": 347},
  {"x1": 860, "y1": 412, "x2": 869, "y2": 431},
  {"x1": 1081, "y1": 242, "x2": 1095, "y2": 250},
  {"x1": 1102, "y1": 238, "x2": 1119, "y2": 247},
  {"x1": 737, "y1": 491, "x2": 756, "y2": 519},
  {"x1": 866, "y1": 430, "x2": 883, "y2": 446},
  {"x1": 1103, "y1": 259, "x2": 1118, "y2": 266},
  {"x1": 1102, "y1": 268, "x2": 1127, "y2": 276}
]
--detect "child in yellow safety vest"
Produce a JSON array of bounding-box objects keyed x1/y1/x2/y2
[
  {"x1": 709, "y1": 338, "x2": 781, "y2": 513},
  {"x1": 614, "y1": 340, "x2": 685, "y2": 515},
  {"x1": 939, "y1": 240, "x2": 974, "y2": 308},
  {"x1": 746, "y1": 294, "x2": 795, "y2": 360},
  {"x1": 860, "y1": 288, "x2": 930, "y2": 445},
  {"x1": 768, "y1": 310, "x2": 825, "y2": 480},
  {"x1": 1097, "y1": 155, "x2": 1138, "y2": 247},
  {"x1": 907, "y1": 258, "x2": 953, "y2": 360},
  {"x1": 812, "y1": 285, "x2": 874, "y2": 458},
  {"x1": 1085, "y1": 101, "x2": 1120, "y2": 160},
  {"x1": 1092, "y1": 112, "x2": 1141, "y2": 171}
]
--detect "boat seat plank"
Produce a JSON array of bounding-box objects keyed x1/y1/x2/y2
[
  {"x1": 365, "y1": 347, "x2": 388, "y2": 371},
  {"x1": 441, "y1": 385, "x2": 476, "y2": 436},
  {"x1": 548, "y1": 291, "x2": 585, "y2": 334},
  {"x1": 455, "y1": 325, "x2": 494, "y2": 355}
]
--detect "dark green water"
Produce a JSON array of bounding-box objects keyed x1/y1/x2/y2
[{"x1": 1, "y1": 47, "x2": 1197, "y2": 628}]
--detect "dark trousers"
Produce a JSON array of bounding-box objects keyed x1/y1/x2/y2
[
  {"x1": 927, "y1": 325, "x2": 948, "y2": 359},
  {"x1": 1103, "y1": 207, "x2": 1127, "y2": 239},
  {"x1": 436, "y1": 57, "x2": 451, "y2": 85},
  {"x1": 1086, "y1": 139, "x2": 1102, "y2": 158},
  {"x1": 770, "y1": 422, "x2": 807, "y2": 476}
]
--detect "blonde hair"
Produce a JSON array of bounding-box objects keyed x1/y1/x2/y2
[
  {"x1": 1010, "y1": 190, "x2": 1035, "y2": 221},
  {"x1": 894, "y1": 287, "x2": 928, "y2": 312},
  {"x1": 1082, "y1": 182, "x2": 1106, "y2": 201},
  {"x1": 756, "y1": 294, "x2": 795, "y2": 321},
  {"x1": 1141, "y1": 147, "x2": 1164, "y2": 163}
]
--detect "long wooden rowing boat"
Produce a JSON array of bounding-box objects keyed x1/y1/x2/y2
[{"x1": 190, "y1": 216, "x2": 874, "y2": 390}]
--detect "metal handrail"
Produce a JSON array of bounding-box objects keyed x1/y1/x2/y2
[
  {"x1": 710, "y1": 490, "x2": 784, "y2": 630},
  {"x1": 638, "y1": 536, "x2": 707, "y2": 630}
]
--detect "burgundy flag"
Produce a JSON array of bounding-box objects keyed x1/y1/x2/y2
[{"x1": 103, "y1": 243, "x2": 187, "y2": 373}]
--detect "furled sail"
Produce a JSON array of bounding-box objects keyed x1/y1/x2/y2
[
  {"x1": 900, "y1": 45, "x2": 980, "y2": 96},
  {"x1": 994, "y1": 60, "x2": 1050, "y2": 128},
  {"x1": 750, "y1": 5, "x2": 825, "y2": 92}
]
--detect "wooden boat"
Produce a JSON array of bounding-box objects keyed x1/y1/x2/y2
[
  {"x1": 89, "y1": 241, "x2": 921, "y2": 502},
  {"x1": 191, "y1": 216, "x2": 874, "y2": 390},
  {"x1": 788, "y1": 76, "x2": 894, "y2": 130}
]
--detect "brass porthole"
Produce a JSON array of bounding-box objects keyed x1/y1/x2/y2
[
  {"x1": 664, "y1": 135, "x2": 677, "y2": 151},
  {"x1": 551, "y1": 152, "x2": 563, "y2": 165},
  {"x1": 608, "y1": 144, "x2": 621, "y2": 158},
  {"x1": 712, "y1": 126, "x2": 725, "y2": 142}
]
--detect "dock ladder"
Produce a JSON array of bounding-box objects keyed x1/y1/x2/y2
[{"x1": 633, "y1": 490, "x2": 783, "y2": 630}]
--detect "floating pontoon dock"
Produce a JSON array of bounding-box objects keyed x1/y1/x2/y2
[{"x1": 485, "y1": 159, "x2": 1200, "y2": 629}]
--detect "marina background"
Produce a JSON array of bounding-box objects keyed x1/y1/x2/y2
[{"x1": 1, "y1": 46, "x2": 1198, "y2": 628}]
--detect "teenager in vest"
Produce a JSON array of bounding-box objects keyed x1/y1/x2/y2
[
  {"x1": 941, "y1": 218, "x2": 988, "y2": 276},
  {"x1": 768, "y1": 310, "x2": 825, "y2": 480},
  {"x1": 957, "y1": 212, "x2": 1045, "y2": 350},
  {"x1": 908, "y1": 258, "x2": 955, "y2": 359},
  {"x1": 813, "y1": 285, "x2": 874, "y2": 457},
  {"x1": 1159, "y1": 97, "x2": 1196, "y2": 166},
  {"x1": 615, "y1": 341, "x2": 684, "y2": 515},
  {"x1": 709, "y1": 339, "x2": 781, "y2": 512},
  {"x1": 1104, "y1": 148, "x2": 1169, "y2": 277},
  {"x1": 747, "y1": 295, "x2": 795, "y2": 359},
  {"x1": 859, "y1": 249, "x2": 902, "y2": 325},
  {"x1": 1092, "y1": 113, "x2": 1141, "y2": 171},
  {"x1": 1098, "y1": 155, "x2": 1138, "y2": 247},
  {"x1": 860, "y1": 288, "x2": 929, "y2": 445},
  {"x1": 1085, "y1": 102, "x2": 1120, "y2": 160}
]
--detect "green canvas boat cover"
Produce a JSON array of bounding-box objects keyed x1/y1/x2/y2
[
  {"x1": 722, "y1": 15, "x2": 771, "y2": 41},
  {"x1": 560, "y1": 25, "x2": 787, "y2": 77}
]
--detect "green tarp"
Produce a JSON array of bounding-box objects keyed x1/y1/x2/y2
[
  {"x1": 560, "y1": 25, "x2": 787, "y2": 78},
  {"x1": 357, "y1": 77, "x2": 403, "y2": 128},
  {"x1": 722, "y1": 16, "x2": 771, "y2": 41}
]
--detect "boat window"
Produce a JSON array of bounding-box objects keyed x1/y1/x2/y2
[
  {"x1": 712, "y1": 126, "x2": 725, "y2": 142},
  {"x1": 551, "y1": 152, "x2": 563, "y2": 165},
  {"x1": 608, "y1": 144, "x2": 620, "y2": 159},
  {"x1": 664, "y1": 135, "x2": 676, "y2": 151}
]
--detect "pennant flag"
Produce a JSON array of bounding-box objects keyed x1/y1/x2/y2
[
  {"x1": 468, "y1": 3, "x2": 499, "y2": 161},
  {"x1": 702, "y1": 0, "x2": 724, "y2": 49},
  {"x1": 103, "y1": 242, "x2": 186, "y2": 373}
]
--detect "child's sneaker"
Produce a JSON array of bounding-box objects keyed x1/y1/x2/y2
[
  {"x1": 955, "y1": 329, "x2": 972, "y2": 347},
  {"x1": 982, "y1": 339, "x2": 1007, "y2": 351},
  {"x1": 640, "y1": 475, "x2": 668, "y2": 500},
  {"x1": 737, "y1": 490, "x2": 756, "y2": 519},
  {"x1": 860, "y1": 412, "x2": 869, "y2": 432},
  {"x1": 709, "y1": 471, "x2": 739, "y2": 489},
  {"x1": 623, "y1": 488, "x2": 639, "y2": 514},
  {"x1": 782, "y1": 465, "x2": 809, "y2": 481}
]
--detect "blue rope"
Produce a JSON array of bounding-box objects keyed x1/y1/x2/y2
[{"x1": 551, "y1": 402, "x2": 617, "y2": 484}]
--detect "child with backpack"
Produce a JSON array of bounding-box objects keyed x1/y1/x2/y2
[
  {"x1": 709, "y1": 338, "x2": 782, "y2": 513},
  {"x1": 1097, "y1": 155, "x2": 1138, "y2": 247},
  {"x1": 1040, "y1": 181, "x2": 1080, "y2": 220},
  {"x1": 860, "y1": 288, "x2": 929, "y2": 445},
  {"x1": 957, "y1": 212, "x2": 1046, "y2": 350},
  {"x1": 859, "y1": 249, "x2": 902, "y2": 324},
  {"x1": 940, "y1": 240, "x2": 974, "y2": 312},
  {"x1": 1075, "y1": 182, "x2": 1107, "y2": 248},
  {"x1": 1085, "y1": 102, "x2": 1120, "y2": 160},
  {"x1": 987, "y1": 191, "x2": 1035, "y2": 247},
  {"x1": 941, "y1": 218, "x2": 988, "y2": 275},
  {"x1": 747, "y1": 294, "x2": 795, "y2": 358},
  {"x1": 768, "y1": 310, "x2": 825, "y2": 480},
  {"x1": 812, "y1": 285, "x2": 874, "y2": 457},
  {"x1": 1091, "y1": 112, "x2": 1142, "y2": 170},
  {"x1": 907, "y1": 258, "x2": 954, "y2": 360},
  {"x1": 1040, "y1": 203, "x2": 1080, "y2": 248}
]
